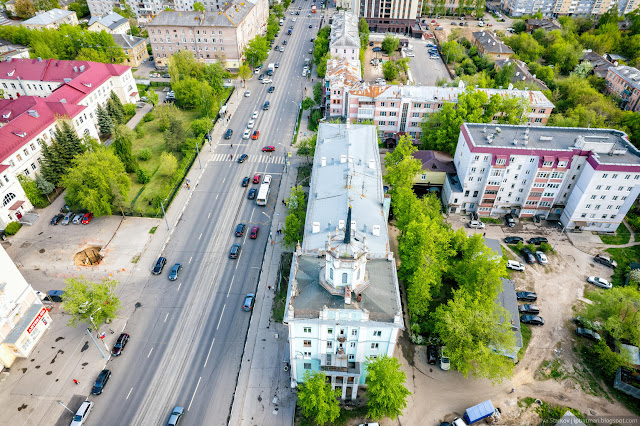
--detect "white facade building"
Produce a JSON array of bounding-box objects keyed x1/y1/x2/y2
[
  {"x1": 0, "y1": 245, "x2": 51, "y2": 369},
  {"x1": 330, "y1": 11, "x2": 360, "y2": 62},
  {"x1": 445, "y1": 123, "x2": 640, "y2": 231},
  {"x1": 285, "y1": 123, "x2": 402, "y2": 400}
]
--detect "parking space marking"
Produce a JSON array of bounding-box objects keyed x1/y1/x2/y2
[
  {"x1": 216, "y1": 304, "x2": 226, "y2": 330},
  {"x1": 147, "y1": 347, "x2": 153, "y2": 358}
]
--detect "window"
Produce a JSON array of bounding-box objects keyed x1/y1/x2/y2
[
  {"x1": 591, "y1": 195, "x2": 597, "y2": 199},
  {"x1": 586, "y1": 204, "x2": 591, "y2": 209},
  {"x1": 304, "y1": 327, "x2": 311, "y2": 333},
  {"x1": 543, "y1": 160, "x2": 553, "y2": 167},
  {"x1": 351, "y1": 329, "x2": 357, "y2": 336},
  {"x1": 303, "y1": 340, "x2": 311, "y2": 347},
  {"x1": 596, "y1": 185, "x2": 602, "y2": 190},
  {"x1": 371, "y1": 343, "x2": 379, "y2": 349},
  {"x1": 304, "y1": 363, "x2": 311, "y2": 369},
  {"x1": 373, "y1": 330, "x2": 381, "y2": 337},
  {"x1": 350, "y1": 342, "x2": 356, "y2": 348},
  {"x1": 496, "y1": 158, "x2": 506, "y2": 165},
  {"x1": 464, "y1": 190, "x2": 469, "y2": 196},
  {"x1": 595, "y1": 205, "x2": 601, "y2": 210},
  {"x1": 327, "y1": 328, "x2": 333, "y2": 335},
  {"x1": 603, "y1": 174, "x2": 608, "y2": 178},
  {"x1": 2, "y1": 192, "x2": 16, "y2": 206},
  {"x1": 342, "y1": 273, "x2": 347, "y2": 283},
  {"x1": 550, "y1": 172, "x2": 564, "y2": 179},
  {"x1": 327, "y1": 341, "x2": 333, "y2": 349},
  {"x1": 30, "y1": 163, "x2": 36, "y2": 170},
  {"x1": 600, "y1": 195, "x2": 606, "y2": 200}
]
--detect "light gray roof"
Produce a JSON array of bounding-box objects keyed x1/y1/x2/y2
[
  {"x1": 463, "y1": 123, "x2": 640, "y2": 167},
  {"x1": 497, "y1": 278, "x2": 523, "y2": 357},
  {"x1": 608, "y1": 65, "x2": 640, "y2": 92},
  {"x1": 22, "y1": 8, "x2": 75, "y2": 25},
  {"x1": 493, "y1": 59, "x2": 549, "y2": 91},
  {"x1": 148, "y1": 2, "x2": 257, "y2": 28},
  {"x1": 303, "y1": 123, "x2": 388, "y2": 254},
  {"x1": 88, "y1": 12, "x2": 128, "y2": 29},
  {"x1": 3, "y1": 302, "x2": 43, "y2": 345},
  {"x1": 112, "y1": 34, "x2": 146, "y2": 49},
  {"x1": 473, "y1": 31, "x2": 514, "y2": 55},
  {"x1": 330, "y1": 11, "x2": 360, "y2": 50},
  {"x1": 525, "y1": 18, "x2": 560, "y2": 31}
]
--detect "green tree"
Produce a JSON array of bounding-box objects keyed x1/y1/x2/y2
[
  {"x1": 68, "y1": 0, "x2": 89, "y2": 18},
  {"x1": 313, "y1": 82, "x2": 323, "y2": 105},
  {"x1": 238, "y1": 64, "x2": 252, "y2": 87},
  {"x1": 420, "y1": 103, "x2": 463, "y2": 155},
  {"x1": 581, "y1": 286, "x2": 640, "y2": 346},
  {"x1": 61, "y1": 150, "x2": 130, "y2": 217},
  {"x1": 571, "y1": 60, "x2": 594, "y2": 78},
  {"x1": 146, "y1": 89, "x2": 159, "y2": 106},
  {"x1": 383, "y1": 135, "x2": 422, "y2": 194},
  {"x1": 112, "y1": 125, "x2": 138, "y2": 173},
  {"x1": 96, "y1": 104, "x2": 114, "y2": 135},
  {"x1": 301, "y1": 96, "x2": 315, "y2": 110},
  {"x1": 190, "y1": 117, "x2": 211, "y2": 138},
  {"x1": 297, "y1": 370, "x2": 341, "y2": 426},
  {"x1": 107, "y1": 97, "x2": 125, "y2": 124},
  {"x1": 358, "y1": 17, "x2": 369, "y2": 46},
  {"x1": 193, "y1": 1, "x2": 204, "y2": 11},
  {"x1": 243, "y1": 35, "x2": 269, "y2": 67},
  {"x1": 381, "y1": 33, "x2": 399, "y2": 55},
  {"x1": 282, "y1": 186, "x2": 306, "y2": 248},
  {"x1": 505, "y1": 33, "x2": 543, "y2": 63},
  {"x1": 17, "y1": 174, "x2": 48, "y2": 208},
  {"x1": 61, "y1": 277, "x2": 121, "y2": 327},
  {"x1": 365, "y1": 355, "x2": 411, "y2": 420},
  {"x1": 296, "y1": 133, "x2": 317, "y2": 163},
  {"x1": 164, "y1": 116, "x2": 186, "y2": 151},
  {"x1": 39, "y1": 122, "x2": 85, "y2": 186},
  {"x1": 35, "y1": 173, "x2": 55, "y2": 195},
  {"x1": 14, "y1": 0, "x2": 36, "y2": 18},
  {"x1": 315, "y1": 52, "x2": 330, "y2": 78},
  {"x1": 34, "y1": 0, "x2": 59, "y2": 11},
  {"x1": 441, "y1": 40, "x2": 466, "y2": 64},
  {"x1": 382, "y1": 60, "x2": 399, "y2": 81},
  {"x1": 158, "y1": 152, "x2": 178, "y2": 177},
  {"x1": 512, "y1": 20, "x2": 526, "y2": 33}
]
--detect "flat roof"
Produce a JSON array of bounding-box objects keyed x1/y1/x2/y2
[{"x1": 148, "y1": 1, "x2": 257, "y2": 28}]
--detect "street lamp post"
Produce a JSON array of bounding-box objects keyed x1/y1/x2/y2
[
  {"x1": 57, "y1": 401, "x2": 74, "y2": 414},
  {"x1": 86, "y1": 328, "x2": 107, "y2": 359},
  {"x1": 195, "y1": 139, "x2": 202, "y2": 169},
  {"x1": 160, "y1": 198, "x2": 169, "y2": 231}
]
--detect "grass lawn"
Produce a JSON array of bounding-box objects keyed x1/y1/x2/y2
[
  {"x1": 605, "y1": 245, "x2": 640, "y2": 286},
  {"x1": 598, "y1": 224, "x2": 631, "y2": 245},
  {"x1": 127, "y1": 109, "x2": 200, "y2": 215}
]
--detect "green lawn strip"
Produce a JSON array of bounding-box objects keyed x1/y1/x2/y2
[
  {"x1": 599, "y1": 224, "x2": 631, "y2": 245},
  {"x1": 605, "y1": 245, "x2": 640, "y2": 286}
]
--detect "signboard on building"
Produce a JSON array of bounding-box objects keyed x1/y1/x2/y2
[{"x1": 27, "y1": 307, "x2": 48, "y2": 334}]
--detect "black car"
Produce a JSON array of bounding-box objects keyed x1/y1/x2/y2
[
  {"x1": 309, "y1": 24, "x2": 312, "y2": 28},
  {"x1": 50, "y1": 214, "x2": 64, "y2": 225},
  {"x1": 168, "y1": 263, "x2": 182, "y2": 281},
  {"x1": 263, "y1": 101, "x2": 270, "y2": 110},
  {"x1": 224, "y1": 129, "x2": 233, "y2": 139},
  {"x1": 162, "y1": 74, "x2": 170, "y2": 78},
  {"x1": 248, "y1": 188, "x2": 257, "y2": 199},
  {"x1": 47, "y1": 290, "x2": 65, "y2": 302},
  {"x1": 518, "y1": 304, "x2": 540, "y2": 314},
  {"x1": 594, "y1": 254, "x2": 617, "y2": 269},
  {"x1": 575, "y1": 327, "x2": 601, "y2": 341},
  {"x1": 504, "y1": 236, "x2": 523, "y2": 244},
  {"x1": 242, "y1": 177, "x2": 250, "y2": 186},
  {"x1": 528, "y1": 237, "x2": 548, "y2": 245},
  {"x1": 111, "y1": 333, "x2": 129, "y2": 356},
  {"x1": 235, "y1": 223, "x2": 246, "y2": 237},
  {"x1": 521, "y1": 248, "x2": 536, "y2": 264},
  {"x1": 258, "y1": 73, "x2": 264, "y2": 81},
  {"x1": 505, "y1": 213, "x2": 515, "y2": 227},
  {"x1": 283, "y1": 40, "x2": 287, "y2": 45},
  {"x1": 520, "y1": 315, "x2": 544, "y2": 326},
  {"x1": 427, "y1": 345, "x2": 437, "y2": 365},
  {"x1": 238, "y1": 154, "x2": 248, "y2": 163},
  {"x1": 516, "y1": 291, "x2": 537, "y2": 302},
  {"x1": 152, "y1": 257, "x2": 167, "y2": 275},
  {"x1": 91, "y1": 369, "x2": 111, "y2": 395},
  {"x1": 229, "y1": 244, "x2": 241, "y2": 259},
  {"x1": 268, "y1": 86, "x2": 275, "y2": 93}
]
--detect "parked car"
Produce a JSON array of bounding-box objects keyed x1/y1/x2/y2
[
  {"x1": 520, "y1": 315, "x2": 544, "y2": 326},
  {"x1": 224, "y1": 129, "x2": 233, "y2": 139},
  {"x1": 61, "y1": 212, "x2": 74, "y2": 225},
  {"x1": 440, "y1": 347, "x2": 450, "y2": 371},
  {"x1": 72, "y1": 213, "x2": 84, "y2": 224},
  {"x1": 507, "y1": 260, "x2": 525, "y2": 271},
  {"x1": 594, "y1": 254, "x2": 617, "y2": 269},
  {"x1": 587, "y1": 276, "x2": 612, "y2": 289},
  {"x1": 516, "y1": 291, "x2": 537, "y2": 302},
  {"x1": 70, "y1": 400, "x2": 94, "y2": 426},
  {"x1": 229, "y1": 244, "x2": 241, "y2": 259},
  {"x1": 268, "y1": 86, "x2": 275, "y2": 93},
  {"x1": 91, "y1": 369, "x2": 111, "y2": 395},
  {"x1": 427, "y1": 345, "x2": 437, "y2": 365},
  {"x1": 521, "y1": 248, "x2": 536, "y2": 264},
  {"x1": 504, "y1": 236, "x2": 523, "y2": 244},
  {"x1": 573, "y1": 316, "x2": 597, "y2": 329},
  {"x1": 248, "y1": 188, "x2": 257, "y2": 199},
  {"x1": 167, "y1": 406, "x2": 184, "y2": 426},
  {"x1": 50, "y1": 214, "x2": 64, "y2": 225},
  {"x1": 47, "y1": 290, "x2": 65, "y2": 302},
  {"x1": 242, "y1": 129, "x2": 251, "y2": 139},
  {"x1": 152, "y1": 257, "x2": 167, "y2": 275},
  {"x1": 238, "y1": 154, "x2": 248, "y2": 163},
  {"x1": 111, "y1": 333, "x2": 130, "y2": 356},
  {"x1": 168, "y1": 263, "x2": 182, "y2": 281},
  {"x1": 235, "y1": 223, "x2": 246, "y2": 237},
  {"x1": 249, "y1": 225, "x2": 259, "y2": 239},
  {"x1": 242, "y1": 293, "x2": 256, "y2": 311},
  {"x1": 576, "y1": 327, "x2": 601, "y2": 341},
  {"x1": 467, "y1": 220, "x2": 485, "y2": 229},
  {"x1": 252, "y1": 130, "x2": 260, "y2": 140},
  {"x1": 505, "y1": 213, "x2": 515, "y2": 227},
  {"x1": 81, "y1": 213, "x2": 93, "y2": 224},
  {"x1": 528, "y1": 237, "x2": 548, "y2": 245},
  {"x1": 253, "y1": 174, "x2": 261, "y2": 184},
  {"x1": 242, "y1": 177, "x2": 250, "y2": 187},
  {"x1": 535, "y1": 251, "x2": 548, "y2": 265},
  {"x1": 244, "y1": 90, "x2": 251, "y2": 97},
  {"x1": 518, "y1": 304, "x2": 540, "y2": 314}
]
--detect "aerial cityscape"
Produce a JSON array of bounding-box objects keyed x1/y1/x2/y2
[{"x1": 0, "y1": 0, "x2": 639, "y2": 424}]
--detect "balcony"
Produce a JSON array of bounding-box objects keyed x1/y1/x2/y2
[
  {"x1": 321, "y1": 362, "x2": 362, "y2": 375},
  {"x1": 357, "y1": 108, "x2": 374, "y2": 120},
  {"x1": 337, "y1": 336, "x2": 346, "y2": 343}
]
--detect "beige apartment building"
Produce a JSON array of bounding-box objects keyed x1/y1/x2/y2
[
  {"x1": 21, "y1": 8, "x2": 78, "y2": 30},
  {"x1": 501, "y1": 0, "x2": 638, "y2": 17},
  {"x1": 113, "y1": 35, "x2": 149, "y2": 68},
  {"x1": 147, "y1": 0, "x2": 269, "y2": 69}
]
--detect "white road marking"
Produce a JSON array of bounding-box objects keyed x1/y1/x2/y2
[
  {"x1": 126, "y1": 387, "x2": 133, "y2": 400},
  {"x1": 227, "y1": 276, "x2": 235, "y2": 297},
  {"x1": 188, "y1": 377, "x2": 202, "y2": 411},
  {"x1": 199, "y1": 233, "x2": 203, "y2": 240},
  {"x1": 204, "y1": 338, "x2": 216, "y2": 368},
  {"x1": 217, "y1": 304, "x2": 226, "y2": 330},
  {"x1": 222, "y1": 178, "x2": 226, "y2": 183},
  {"x1": 122, "y1": 322, "x2": 127, "y2": 332},
  {"x1": 147, "y1": 347, "x2": 153, "y2": 358},
  {"x1": 164, "y1": 312, "x2": 169, "y2": 322},
  {"x1": 177, "y1": 283, "x2": 182, "y2": 291},
  {"x1": 216, "y1": 194, "x2": 219, "y2": 200},
  {"x1": 208, "y1": 212, "x2": 211, "y2": 219},
  {"x1": 189, "y1": 256, "x2": 193, "y2": 264}
]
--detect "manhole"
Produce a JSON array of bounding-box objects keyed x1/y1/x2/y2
[{"x1": 74, "y1": 246, "x2": 103, "y2": 266}]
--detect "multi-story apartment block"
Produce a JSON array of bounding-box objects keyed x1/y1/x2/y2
[
  {"x1": 21, "y1": 8, "x2": 78, "y2": 30},
  {"x1": 330, "y1": 11, "x2": 360, "y2": 62},
  {"x1": 147, "y1": 1, "x2": 269, "y2": 69},
  {"x1": 0, "y1": 58, "x2": 138, "y2": 228},
  {"x1": 445, "y1": 123, "x2": 640, "y2": 232},
  {"x1": 324, "y1": 58, "x2": 362, "y2": 118},
  {"x1": 339, "y1": 84, "x2": 554, "y2": 143},
  {"x1": 605, "y1": 66, "x2": 640, "y2": 113},
  {"x1": 285, "y1": 123, "x2": 402, "y2": 400},
  {"x1": 87, "y1": 0, "x2": 236, "y2": 23},
  {"x1": 501, "y1": 0, "x2": 638, "y2": 17},
  {"x1": 353, "y1": 0, "x2": 424, "y2": 33},
  {"x1": 0, "y1": 244, "x2": 51, "y2": 370},
  {"x1": 113, "y1": 34, "x2": 150, "y2": 67},
  {"x1": 472, "y1": 31, "x2": 514, "y2": 61},
  {"x1": 87, "y1": 12, "x2": 131, "y2": 35}
]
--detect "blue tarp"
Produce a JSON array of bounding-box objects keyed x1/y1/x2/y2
[{"x1": 463, "y1": 400, "x2": 495, "y2": 424}]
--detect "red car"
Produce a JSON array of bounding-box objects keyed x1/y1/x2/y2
[
  {"x1": 81, "y1": 213, "x2": 93, "y2": 224},
  {"x1": 249, "y1": 225, "x2": 259, "y2": 239},
  {"x1": 252, "y1": 130, "x2": 259, "y2": 140},
  {"x1": 253, "y1": 174, "x2": 261, "y2": 184},
  {"x1": 262, "y1": 146, "x2": 275, "y2": 152}
]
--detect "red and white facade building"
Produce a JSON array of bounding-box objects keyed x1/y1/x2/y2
[
  {"x1": 0, "y1": 58, "x2": 138, "y2": 229},
  {"x1": 605, "y1": 65, "x2": 640, "y2": 113},
  {"x1": 0, "y1": 244, "x2": 51, "y2": 369},
  {"x1": 445, "y1": 123, "x2": 640, "y2": 231}
]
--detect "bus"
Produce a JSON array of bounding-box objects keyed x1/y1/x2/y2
[{"x1": 256, "y1": 181, "x2": 270, "y2": 206}]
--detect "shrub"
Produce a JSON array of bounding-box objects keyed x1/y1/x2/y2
[
  {"x1": 136, "y1": 168, "x2": 151, "y2": 184},
  {"x1": 4, "y1": 221, "x2": 22, "y2": 235},
  {"x1": 137, "y1": 148, "x2": 152, "y2": 161},
  {"x1": 524, "y1": 243, "x2": 537, "y2": 253},
  {"x1": 135, "y1": 124, "x2": 145, "y2": 139},
  {"x1": 142, "y1": 112, "x2": 155, "y2": 122},
  {"x1": 539, "y1": 242, "x2": 554, "y2": 253},
  {"x1": 123, "y1": 103, "x2": 136, "y2": 116},
  {"x1": 515, "y1": 241, "x2": 524, "y2": 251},
  {"x1": 158, "y1": 152, "x2": 178, "y2": 177}
]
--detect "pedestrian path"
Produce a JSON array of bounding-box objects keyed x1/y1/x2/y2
[{"x1": 210, "y1": 153, "x2": 286, "y2": 164}]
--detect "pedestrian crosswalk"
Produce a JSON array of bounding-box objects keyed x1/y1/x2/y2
[
  {"x1": 210, "y1": 154, "x2": 286, "y2": 164},
  {"x1": 0, "y1": 16, "x2": 10, "y2": 25}
]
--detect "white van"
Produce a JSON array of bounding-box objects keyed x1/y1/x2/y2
[
  {"x1": 478, "y1": 21, "x2": 484, "y2": 27},
  {"x1": 70, "y1": 400, "x2": 94, "y2": 426},
  {"x1": 279, "y1": 18, "x2": 284, "y2": 26}
]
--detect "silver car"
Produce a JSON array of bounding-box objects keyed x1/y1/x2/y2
[
  {"x1": 587, "y1": 276, "x2": 612, "y2": 289},
  {"x1": 61, "y1": 212, "x2": 74, "y2": 225},
  {"x1": 72, "y1": 213, "x2": 84, "y2": 224},
  {"x1": 468, "y1": 220, "x2": 485, "y2": 229}
]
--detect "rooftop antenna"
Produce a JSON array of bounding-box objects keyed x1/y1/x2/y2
[{"x1": 343, "y1": 205, "x2": 352, "y2": 244}]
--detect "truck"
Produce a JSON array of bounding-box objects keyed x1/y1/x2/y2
[
  {"x1": 452, "y1": 400, "x2": 495, "y2": 425},
  {"x1": 267, "y1": 63, "x2": 275, "y2": 74},
  {"x1": 311, "y1": 5, "x2": 316, "y2": 12}
]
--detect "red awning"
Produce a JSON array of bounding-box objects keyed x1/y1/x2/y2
[
  {"x1": 9, "y1": 200, "x2": 25, "y2": 210},
  {"x1": 130, "y1": 91, "x2": 138, "y2": 97}
]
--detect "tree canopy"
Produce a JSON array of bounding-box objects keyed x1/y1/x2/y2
[
  {"x1": 62, "y1": 277, "x2": 121, "y2": 327},
  {"x1": 365, "y1": 355, "x2": 411, "y2": 420},
  {"x1": 243, "y1": 35, "x2": 269, "y2": 67},
  {"x1": 297, "y1": 370, "x2": 341, "y2": 425}
]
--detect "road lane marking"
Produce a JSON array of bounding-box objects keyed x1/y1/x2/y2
[
  {"x1": 204, "y1": 338, "x2": 216, "y2": 368},
  {"x1": 189, "y1": 256, "x2": 193, "y2": 264},
  {"x1": 164, "y1": 312, "x2": 169, "y2": 322},
  {"x1": 177, "y1": 283, "x2": 182, "y2": 291},
  {"x1": 217, "y1": 304, "x2": 226, "y2": 330},
  {"x1": 227, "y1": 276, "x2": 235, "y2": 297},
  {"x1": 199, "y1": 233, "x2": 203, "y2": 240},
  {"x1": 188, "y1": 376, "x2": 202, "y2": 411},
  {"x1": 126, "y1": 387, "x2": 133, "y2": 400},
  {"x1": 147, "y1": 347, "x2": 153, "y2": 358},
  {"x1": 122, "y1": 322, "x2": 127, "y2": 332},
  {"x1": 216, "y1": 194, "x2": 219, "y2": 200},
  {"x1": 208, "y1": 212, "x2": 211, "y2": 219},
  {"x1": 222, "y1": 177, "x2": 226, "y2": 183}
]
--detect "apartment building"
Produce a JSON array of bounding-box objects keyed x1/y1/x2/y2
[
  {"x1": 21, "y1": 9, "x2": 78, "y2": 30},
  {"x1": 0, "y1": 58, "x2": 138, "y2": 228},
  {"x1": 87, "y1": 12, "x2": 131, "y2": 35},
  {"x1": 472, "y1": 31, "x2": 514, "y2": 61},
  {"x1": 87, "y1": 0, "x2": 237, "y2": 23},
  {"x1": 285, "y1": 122, "x2": 402, "y2": 400},
  {"x1": 444, "y1": 123, "x2": 640, "y2": 232},
  {"x1": 605, "y1": 65, "x2": 640, "y2": 113},
  {"x1": 330, "y1": 11, "x2": 360, "y2": 62},
  {"x1": 147, "y1": 0, "x2": 269, "y2": 69},
  {"x1": 354, "y1": 0, "x2": 424, "y2": 33},
  {"x1": 342, "y1": 84, "x2": 554, "y2": 144},
  {"x1": 324, "y1": 58, "x2": 362, "y2": 118},
  {"x1": 501, "y1": 0, "x2": 638, "y2": 17},
  {"x1": 112, "y1": 34, "x2": 150, "y2": 67},
  {"x1": 0, "y1": 245, "x2": 51, "y2": 369}
]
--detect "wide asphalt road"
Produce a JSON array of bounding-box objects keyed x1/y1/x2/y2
[{"x1": 86, "y1": 3, "x2": 319, "y2": 425}]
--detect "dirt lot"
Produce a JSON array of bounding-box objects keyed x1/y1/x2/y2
[
  {"x1": 362, "y1": 42, "x2": 388, "y2": 82},
  {"x1": 386, "y1": 216, "x2": 635, "y2": 426}
]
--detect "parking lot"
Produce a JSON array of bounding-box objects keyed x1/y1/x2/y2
[
  {"x1": 391, "y1": 215, "x2": 634, "y2": 425},
  {"x1": 404, "y1": 40, "x2": 451, "y2": 86}
]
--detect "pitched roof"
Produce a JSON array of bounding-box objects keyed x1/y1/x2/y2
[
  {"x1": 494, "y1": 58, "x2": 549, "y2": 91},
  {"x1": 525, "y1": 18, "x2": 560, "y2": 32},
  {"x1": 413, "y1": 150, "x2": 456, "y2": 174},
  {"x1": 581, "y1": 51, "x2": 615, "y2": 78},
  {"x1": 112, "y1": 34, "x2": 147, "y2": 49},
  {"x1": 330, "y1": 11, "x2": 360, "y2": 50},
  {"x1": 473, "y1": 31, "x2": 514, "y2": 55},
  {"x1": 325, "y1": 58, "x2": 361, "y2": 90},
  {"x1": 148, "y1": 2, "x2": 257, "y2": 28},
  {"x1": 608, "y1": 65, "x2": 640, "y2": 92},
  {"x1": 0, "y1": 58, "x2": 129, "y2": 83},
  {"x1": 22, "y1": 8, "x2": 75, "y2": 26},
  {"x1": 88, "y1": 12, "x2": 129, "y2": 30}
]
